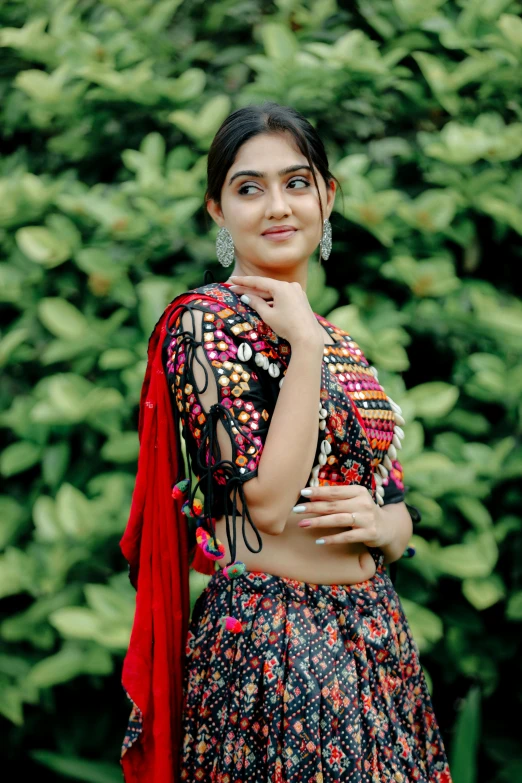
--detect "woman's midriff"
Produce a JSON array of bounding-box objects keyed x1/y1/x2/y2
[{"x1": 214, "y1": 509, "x2": 377, "y2": 585}]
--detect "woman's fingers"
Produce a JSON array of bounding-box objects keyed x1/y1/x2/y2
[
  {"x1": 234, "y1": 292, "x2": 274, "y2": 318},
  {"x1": 316, "y1": 529, "x2": 372, "y2": 545},
  {"x1": 298, "y1": 512, "x2": 368, "y2": 529},
  {"x1": 229, "y1": 275, "x2": 278, "y2": 295},
  {"x1": 297, "y1": 499, "x2": 373, "y2": 518},
  {"x1": 229, "y1": 284, "x2": 273, "y2": 301},
  {"x1": 299, "y1": 512, "x2": 378, "y2": 542}
]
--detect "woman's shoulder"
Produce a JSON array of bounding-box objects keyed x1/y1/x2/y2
[
  {"x1": 313, "y1": 311, "x2": 370, "y2": 367},
  {"x1": 160, "y1": 282, "x2": 240, "y2": 334}
]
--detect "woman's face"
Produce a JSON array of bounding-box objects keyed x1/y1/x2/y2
[{"x1": 207, "y1": 132, "x2": 336, "y2": 275}]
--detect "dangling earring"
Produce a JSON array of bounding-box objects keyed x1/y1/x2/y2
[
  {"x1": 216, "y1": 226, "x2": 235, "y2": 267},
  {"x1": 319, "y1": 218, "x2": 332, "y2": 261}
]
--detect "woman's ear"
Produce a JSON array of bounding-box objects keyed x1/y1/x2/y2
[
  {"x1": 206, "y1": 198, "x2": 225, "y2": 227},
  {"x1": 326, "y1": 179, "x2": 337, "y2": 217}
]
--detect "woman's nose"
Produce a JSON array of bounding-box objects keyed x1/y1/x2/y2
[{"x1": 265, "y1": 189, "x2": 292, "y2": 217}]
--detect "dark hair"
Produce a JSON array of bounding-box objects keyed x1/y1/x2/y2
[{"x1": 205, "y1": 101, "x2": 343, "y2": 264}]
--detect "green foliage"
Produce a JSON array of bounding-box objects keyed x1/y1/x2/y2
[{"x1": 1, "y1": 0, "x2": 521, "y2": 779}]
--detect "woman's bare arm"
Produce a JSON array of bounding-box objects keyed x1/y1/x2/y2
[
  {"x1": 248, "y1": 339, "x2": 325, "y2": 534},
  {"x1": 377, "y1": 502, "x2": 413, "y2": 565}
]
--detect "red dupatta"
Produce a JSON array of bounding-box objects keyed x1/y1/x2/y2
[{"x1": 119, "y1": 289, "x2": 217, "y2": 783}]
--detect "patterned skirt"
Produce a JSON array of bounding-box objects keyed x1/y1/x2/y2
[{"x1": 180, "y1": 558, "x2": 453, "y2": 782}]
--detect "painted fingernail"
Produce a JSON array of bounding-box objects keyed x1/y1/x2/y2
[
  {"x1": 240, "y1": 294, "x2": 250, "y2": 304},
  {"x1": 292, "y1": 505, "x2": 307, "y2": 513},
  {"x1": 315, "y1": 538, "x2": 325, "y2": 544},
  {"x1": 298, "y1": 520, "x2": 311, "y2": 527},
  {"x1": 300, "y1": 488, "x2": 312, "y2": 496}
]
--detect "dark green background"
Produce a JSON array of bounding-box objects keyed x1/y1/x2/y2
[{"x1": 1, "y1": 1, "x2": 521, "y2": 780}]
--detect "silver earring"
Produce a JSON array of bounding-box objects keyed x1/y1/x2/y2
[
  {"x1": 216, "y1": 226, "x2": 235, "y2": 267},
  {"x1": 319, "y1": 218, "x2": 332, "y2": 261}
]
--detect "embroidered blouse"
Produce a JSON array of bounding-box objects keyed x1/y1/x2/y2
[{"x1": 162, "y1": 281, "x2": 414, "y2": 564}]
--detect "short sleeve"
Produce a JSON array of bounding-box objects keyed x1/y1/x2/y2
[
  {"x1": 381, "y1": 458, "x2": 405, "y2": 505},
  {"x1": 381, "y1": 457, "x2": 422, "y2": 524},
  {"x1": 162, "y1": 299, "x2": 273, "y2": 555}
]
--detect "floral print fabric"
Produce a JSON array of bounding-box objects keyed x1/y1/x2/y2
[{"x1": 180, "y1": 558, "x2": 452, "y2": 782}]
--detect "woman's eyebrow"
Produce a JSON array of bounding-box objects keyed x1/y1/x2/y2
[{"x1": 228, "y1": 164, "x2": 312, "y2": 186}]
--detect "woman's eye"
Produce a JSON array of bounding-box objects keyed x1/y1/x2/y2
[
  {"x1": 288, "y1": 177, "x2": 310, "y2": 189},
  {"x1": 238, "y1": 177, "x2": 310, "y2": 196}
]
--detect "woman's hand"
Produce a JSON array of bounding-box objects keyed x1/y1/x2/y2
[
  {"x1": 294, "y1": 484, "x2": 392, "y2": 547},
  {"x1": 228, "y1": 275, "x2": 325, "y2": 348}
]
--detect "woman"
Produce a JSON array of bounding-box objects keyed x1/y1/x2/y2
[{"x1": 120, "y1": 102, "x2": 452, "y2": 782}]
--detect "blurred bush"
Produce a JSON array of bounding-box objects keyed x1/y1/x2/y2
[{"x1": 1, "y1": 0, "x2": 521, "y2": 780}]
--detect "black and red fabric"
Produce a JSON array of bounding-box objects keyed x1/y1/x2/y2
[{"x1": 180, "y1": 564, "x2": 453, "y2": 782}]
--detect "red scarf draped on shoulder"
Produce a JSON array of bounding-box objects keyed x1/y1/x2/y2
[{"x1": 119, "y1": 290, "x2": 217, "y2": 783}]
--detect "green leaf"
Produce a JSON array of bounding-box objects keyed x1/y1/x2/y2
[
  {"x1": 27, "y1": 645, "x2": 111, "y2": 688},
  {"x1": 38, "y1": 298, "x2": 90, "y2": 340},
  {"x1": 55, "y1": 484, "x2": 94, "y2": 539},
  {"x1": 31, "y1": 751, "x2": 123, "y2": 783},
  {"x1": 189, "y1": 569, "x2": 212, "y2": 616},
  {"x1": 393, "y1": 0, "x2": 447, "y2": 25},
  {"x1": 506, "y1": 591, "x2": 522, "y2": 621},
  {"x1": 462, "y1": 575, "x2": 506, "y2": 611},
  {"x1": 437, "y1": 533, "x2": 498, "y2": 579},
  {"x1": 498, "y1": 14, "x2": 522, "y2": 47},
  {"x1": 48, "y1": 607, "x2": 100, "y2": 640},
  {"x1": 0, "y1": 328, "x2": 30, "y2": 367},
  {"x1": 99, "y1": 349, "x2": 136, "y2": 370},
  {"x1": 412, "y1": 52, "x2": 459, "y2": 115},
  {"x1": 100, "y1": 432, "x2": 139, "y2": 462},
  {"x1": 450, "y1": 685, "x2": 481, "y2": 783},
  {"x1": 259, "y1": 23, "x2": 299, "y2": 61},
  {"x1": 0, "y1": 681, "x2": 24, "y2": 725},
  {"x1": 453, "y1": 497, "x2": 492, "y2": 531},
  {"x1": 33, "y1": 496, "x2": 62, "y2": 542},
  {"x1": 160, "y1": 68, "x2": 206, "y2": 101},
  {"x1": 84, "y1": 583, "x2": 133, "y2": 620},
  {"x1": 16, "y1": 226, "x2": 71, "y2": 267},
  {"x1": 168, "y1": 95, "x2": 231, "y2": 144},
  {"x1": 141, "y1": 132, "x2": 166, "y2": 167},
  {"x1": 400, "y1": 598, "x2": 444, "y2": 653},
  {"x1": 0, "y1": 548, "x2": 36, "y2": 599},
  {"x1": 42, "y1": 442, "x2": 70, "y2": 487},
  {"x1": 0, "y1": 496, "x2": 25, "y2": 549},
  {"x1": 0, "y1": 441, "x2": 42, "y2": 477},
  {"x1": 407, "y1": 382, "x2": 459, "y2": 419},
  {"x1": 475, "y1": 195, "x2": 522, "y2": 235},
  {"x1": 397, "y1": 189, "x2": 459, "y2": 233}
]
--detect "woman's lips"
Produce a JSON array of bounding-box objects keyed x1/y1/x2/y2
[{"x1": 262, "y1": 229, "x2": 297, "y2": 241}]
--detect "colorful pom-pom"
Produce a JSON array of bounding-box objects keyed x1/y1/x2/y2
[
  {"x1": 223, "y1": 561, "x2": 246, "y2": 580},
  {"x1": 219, "y1": 615, "x2": 243, "y2": 633},
  {"x1": 203, "y1": 539, "x2": 226, "y2": 560},
  {"x1": 196, "y1": 526, "x2": 225, "y2": 561},
  {"x1": 192, "y1": 498, "x2": 203, "y2": 515},
  {"x1": 402, "y1": 546, "x2": 416, "y2": 559},
  {"x1": 181, "y1": 501, "x2": 194, "y2": 517},
  {"x1": 171, "y1": 478, "x2": 190, "y2": 500}
]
